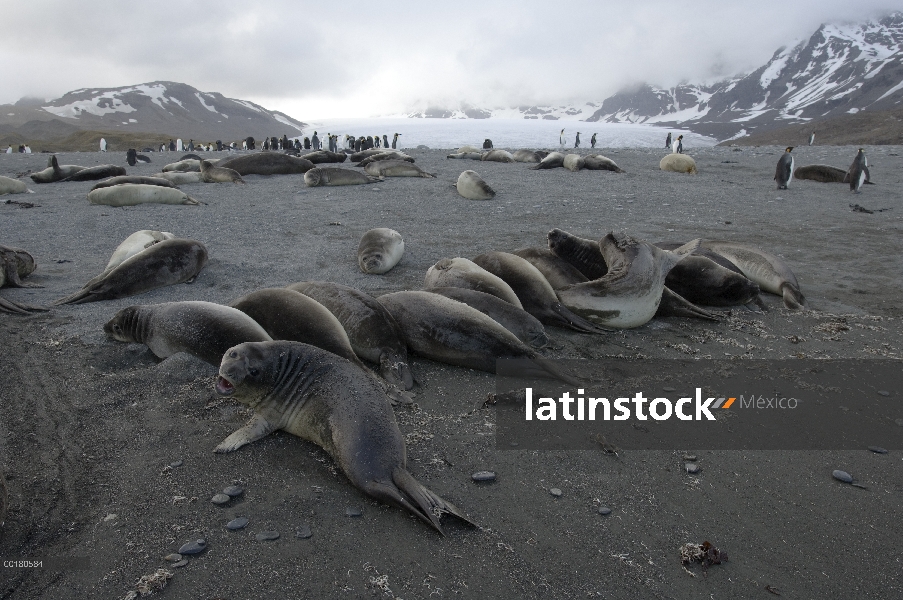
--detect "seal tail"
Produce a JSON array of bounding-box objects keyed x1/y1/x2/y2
[
  {"x1": 656, "y1": 288, "x2": 720, "y2": 322},
  {"x1": 380, "y1": 354, "x2": 415, "y2": 391},
  {"x1": 549, "y1": 302, "x2": 611, "y2": 334},
  {"x1": 392, "y1": 468, "x2": 477, "y2": 535},
  {"x1": 52, "y1": 287, "x2": 97, "y2": 305},
  {"x1": 0, "y1": 295, "x2": 48, "y2": 314},
  {"x1": 781, "y1": 283, "x2": 805, "y2": 310}
]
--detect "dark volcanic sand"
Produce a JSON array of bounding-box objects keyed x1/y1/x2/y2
[{"x1": 1, "y1": 145, "x2": 902, "y2": 599}]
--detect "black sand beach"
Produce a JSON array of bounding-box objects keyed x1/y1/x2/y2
[{"x1": 1, "y1": 145, "x2": 902, "y2": 599}]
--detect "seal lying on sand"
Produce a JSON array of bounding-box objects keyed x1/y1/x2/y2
[
  {"x1": 512, "y1": 150, "x2": 548, "y2": 163},
  {"x1": 357, "y1": 151, "x2": 414, "y2": 167},
  {"x1": 199, "y1": 159, "x2": 244, "y2": 184},
  {"x1": 216, "y1": 153, "x2": 315, "y2": 176},
  {"x1": 105, "y1": 301, "x2": 272, "y2": 365},
  {"x1": 82, "y1": 230, "x2": 176, "y2": 289},
  {"x1": 153, "y1": 171, "x2": 204, "y2": 185},
  {"x1": 660, "y1": 154, "x2": 697, "y2": 174},
  {"x1": 446, "y1": 152, "x2": 484, "y2": 160},
  {"x1": 0, "y1": 245, "x2": 45, "y2": 313},
  {"x1": 304, "y1": 167, "x2": 381, "y2": 186},
  {"x1": 793, "y1": 165, "x2": 847, "y2": 183},
  {"x1": 358, "y1": 228, "x2": 404, "y2": 274},
  {"x1": 286, "y1": 281, "x2": 413, "y2": 390},
  {"x1": 481, "y1": 150, "x2": 515, "y2": 163},
  {"x1": 424, "y1": 257, "x2": 523, "y2": 308},
  {"x1": 699, "y1": 240, "x2": 805, "y2": 309},
  {"x1": 563, "y1": 154, "x2": 585, "y2": 172},
  {"x1": 90, "y1": 176, "x2": 178, "y2": 191},
  {"x1": 55, "y1": 238, "x2": 208, "y2": 305},
  {"x1": 512, "y1": 247, "x2": 589, "y2": 290},
  {"x1": 364, "y1": 160, "x2": 435, "y2": 178},
  {"x1": 214, "y1": 340, "x2": 475, "y2": 534},
  {"x1": 426, "y1": 287, "x2": 548, "y2": 348},
  {"x1": 0, "y1": 175, "x2": 28, "y2": 195},
  {"x1": 300, "y1": 150, "x2": 348, "y2": 163},
  {"x1": 531, "y1": 152, "x2": 565, "y2": 170},
  {"x1": 59, "y1": 164, "x2": 126, "y2": 182},
  {"x1": 87, "y1": 184, "x2": 201, "y2": 206},
  {"x1": 30, "y1": 155, "x2": 86, "y2": 183},
  {"x1": 162, "y1": 159, "x2": 201, "y2": 172},
  {"x1": 583, "y1": 155, "x2": 624, "y2": 173},
  {"x1": 455, "y1": 170, "x2": 495, "y2": 200}
]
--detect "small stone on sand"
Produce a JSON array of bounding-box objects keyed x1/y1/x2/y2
[
  {"x1": 296, "y1": 524, "x2": 313, "y2": 539},
  {"x1": 550, "y1": 488, "x2": 562, "y2": 497},
  {"x1": 832, "y1": 470, "x2": 853, "y2": 483},
  {"x1": 178, "y1": 539, "x2": 206, "y2": 555},
  {"x1": 211, "y1": 493, "x2": 230, "y2": 505},
  {"x1": 471, "y1": 471, "x2": 496, "y2": 482},
  {"x1": 223, "y1": 485, "x2": 244, "y2": 497},
  {"x1": 226, "y1": 517, "x2": 249, "y2": 531},
  {"x1": 685, "y1": 463, "x2": 701, "y2": 474},
  {"x1": 598, "y1": 506, "x2": 612, "y2": 515},
  {"x1": 255, "y1": 531, "x2": 280, "y2": 541},
  {"x1": 346, "y1": 507, "x2": 363, "y2": 517}
]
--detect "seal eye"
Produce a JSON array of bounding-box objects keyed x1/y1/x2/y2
[
  {"x1": 249, "y1": 368, "x2": 260, "y2": 377},
  {"x1": 229, "y1": 351, "x2": 238, "y2": 359},
  {"x1": 113, "y1": 324, "x2": 122, "y2": 333}
]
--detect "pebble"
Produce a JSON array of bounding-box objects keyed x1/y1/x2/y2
[
  {"x1": 685, "y1": 463, "x2": 701, "y2": 474},
  {"x1": 223, "y1": 485, "x2": 244, "y2": 498},
  {"x1": 211, "y1": 493, "x2": 230, "y2": 505},
  {"x1": 163, "y1": 553, "x2": 182, "y2": 562},
  {"x1": 296, "y1": 524, "x2": 313, "y2": 539},
  {"x1": 550, "y1": 488, "x2": 562, "y2": 497},
  {"x1": 598, "y1": 506, "x2": 612, "y2": 516},
  {"x1": 471, "y1": 471, "x2": 497, "y2": 482},
  {"x1": 683, "y1": 455, "x2": 698, "y2": 462},
  {"x1": 226, "y1": 517, "x2": 249, "y2": 531},
  {"x1": 832, "y1": 470, "x2": 853, "y2": 483},
  {"x1": 178, "y1": 539, "x2": 206, "y2": 555},
  {"x1": 172, "y1": 559, "x2": 189, "y2": 568},
  {"x1": 255, "y1": 531, "x2": 280, "y2": 542},
  {"x1": 170, "y1": 460, "x2": 183, "y2": 468},
  {"x1": 868, "y1": 446, "x2": 889, "y2": 454},
  {"x1": 103, "y1": 513, "x2": 118, "y2": 522},
  {"x1": 662, "y1": 387, "x2": 676, "y2": 392},
  {"x1": 877, "y1": 390, "x2": 890, "y2": 396},
  {"x1": 345, "y1": 507, "x2": 363, "y2": 518}
]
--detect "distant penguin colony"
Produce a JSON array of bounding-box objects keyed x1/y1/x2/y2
[{"x1": 774, "y1": 147, "x2": 794, "y2": 190}]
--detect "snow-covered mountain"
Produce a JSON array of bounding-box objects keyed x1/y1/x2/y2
[
  {"x1": 403, "y1": 13, "x2": 903, "y2": 140},
  {"x1": 0, "y1": 81, "x2": 307, "y2": 142}
]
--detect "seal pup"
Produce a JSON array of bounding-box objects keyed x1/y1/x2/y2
[
  {"x1": 376, "y1": 291, "x2": 581, "y2": 385},
  {"x1": 300, "y1": 150, "x2": 348, "y2": 164},
  {"x1": 82, "y1": 230, "x2": 176, "y2": 288},
  {"x1": 457, "y1": 145, "x2": 482, "y2": 154},
  {"x1": 153, "y1": 171, "x2": 204, "y2": 185},
  {"x1": 286, "y1": 281, "x2": 413, "y2": 390},
  {"x1": 90, "y1": 176, "x2": 178, "y2": 191},
  {"x1": 54, "y1": 238, "x2": 208, "y2": 305},
  {"x1": 304, "y1": 167, "x2": 381, "y2": 186},
  {"x1": 214, "y1": 340, "x2": 474, "y2": 534},
  {"x1": 511, "y1": 150, "x2": 547, "y2": 163},
  {"x1": 483, "y1": 139, "x2": 493, "y2": 149},
  {"x1": 87, "y1": 184, "x2": 201, "y2": 206},
  {"x1": 481, "y1": 150, "x2": 515, "y2": 163},
  {"x1": 105, "y1": 301, "x2": 272, "y2": 366},
  {"x1": 563, "y1": 154, "x2": 585, "y2": 172},
  {"x1": 531, "y1": 152, "x2": 565, "y2": 170},
  {"x1": 659, "y1": 153, "x2": 697, "y2": 174},
  {"x1": 455, "y1": 170, "x2": 495, "y2": 200},
  {"x1": 0, "y1": 175, "x2": 28, "y2": 195},
  {"x1": 555, "y1": 234, "x2": 701, "y2": 329},
  {"x1": 0, "y1": 245, "x2": 45, "y2": 313},
  {"x1": 583, "y1": 155, "x2": 625, "y2": 173},
  {"x1": 658, "y1": 252, "x2": 760, "y2": 307},
  {"x1": 793, "y1": 165, "x2": 848, "y2": 183},
  {"x1": 357, "y1": 152, "x2": 415, "y2": 167},
  {"x1": 358, "y1": 228, "x2": 404, "y2": 274},
  {"x1": 512, "y1": 247, "x2": 589, "y2": 289},
  {"x1": 547, "y1": 228, "x2": 609, "y2": 280},
  {"x1": 846, "y1": 148, "x2": 869, "y2": 193},
  {"x1": 199, "y1": 159, "x2": 245, "y2": 184},
  {"x1": 446, "y1": 152, "x2": 484, "y2": 160},
  {"x1": 216, "y1": 153, "x2": 314, "y2": 175},
  {"x1": 60, "y1": 164, "x2": 127, "y2": 182},
  {"x1": 774, "y1": 147, "x2": 794, "y2": 189},
  {"x1": 472, "y1": 251, "x2": 607, "y2": 333},
  {"x1": 349, "y1": 148, "x2": 388, "y2": 162},
  {"x1": 364, "y1": 160, "x2": 434, "y2": 178},
  {"x1": 30, "y1": 155, "x2": 86, "y2": 183},
  {"x1": 424, "y1": 257, "x2": 523, "y2": 308},
  {"x1": 162, "y1": 159, "x2": 201, "y2": 172},
  {"x1": 698, "y1": 240, "x2": 805, "y2": 309},
  {"x1": 426, "y1": 287, "x2": 549, "y2": 348}
]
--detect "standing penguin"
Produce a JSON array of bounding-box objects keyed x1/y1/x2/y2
[
  {"x1": 312, "y1": 131, "x2": 320, "y2": 151},
  {"x1": 665, "y1": 132, "x2": 672, "y2": 149},
  {"x1": 176, "y1": 139, "x2": 183, "y2": 152},
  {"x1": 672, "y1": 135, "x2": 683, "y2": 154},
  {"x1": 574, "y1": 132, "x2": 581, "y2": 148},
  {"x1": 383, "y1": 134, "x2": 390, "y2": 148},
  {"x1": 808, "y1": 132, "x2": 815, "y2": 146},
  {"x1": 483, "y1": 138, "x2": 493, "y2": 149},
  {"x1": 559, "y1": 129, "x2": 565, "y2": 147},
  {"x1": 392, "y1": 133, "x2": 400, "y2": 149},
  {"x1": 590, "y1": 133, "x2": 597, "y2": 148},
  {"x1": 304, "y1": 137, "x2": 311, "y2": 150},
  {"x1": 100, "y1": 138, "x2": 107, "y2": 152},
  {"x1": 774, "y1": 147, "x2": 794, "y2": 190},
  {"x1": 374, "y1": 135, "x2": 381, "y2": 148},
  {"x1": 169, "y1": 139, "x2": 176, "y2": 152},
  {"x1": 847, "y1": 148, "x2": 869, "y2": 193}
]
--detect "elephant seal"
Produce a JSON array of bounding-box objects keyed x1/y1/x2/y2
[
  {"x1": 563, "y1": 154, "x2": 585, "y2": 172},
  {"x1": 481, "y1": 150, "x2": 515, "y2": 163},
  {"x1": 699, "y1": 240, "x2": 805, "y2": 309},
  {"x1": 1, "y1": 245, "x2": 45, "y2": 313},
  {"x1": 655, "y1": 242, "x2": 743, "y2": 274},
  {"x1": 59, "y1": 164, "x2": 127, "y2": 182},
  {"x1": 656, "y1": 287, "x2": 720, "y2": 321},
  {"x1": 424, "y1": 257, "x2": 523, "y2": 308},
  {"x1": 179, "y1": 154, "x2": 202, "y2": 161},
  {"x1": 357, "y1": 152, "x2": 414, "y2": 167},
  {"x1": 213, "y1": 340, "x2": 474, "y2": 534},
  {"x1": 162, "y1": 159, "x2": 201, "y2": 172},
  {"x1": 793, "y1": 165, "x2": 848, "y2": 183},
  {"x1": 216, "y1": 153, "x2": 315, "y2": 176},
  {"x1": 87, "y1": 184, "x2": 201, "y2": 206},
  {"x1": 199, "y1": 159, "x2": 245, "y2": 184},
  {"x1": 304, "y1": 167, "x2": 380, "y2": 186},
  {"x1": 547, "y1": 229, "x2": 609, "y2": 280},
  {"x1": 358, "y1": 228, "x2": 404, "y2": 274},
  {"x1": 512, "y1": 150, "x2": 548, "y2": 163},
  {"x1": 555, "y1": 233, "x2": 700, "y2": 328},
  {"x1": 446, "y1": 152, "x2": 484, "y2": 160},
  {"x1": 349, "y1": 149, "x2": 389, "y2": 162},
  {"x1": 472, "y1": 251, "x2": 606, "y2": 333},
  {"x1": 54, "y1": 238, "x2": 208, "y2": 305},
  {"x1": 30, "y1": 155, "x2": 86, "y2": 183},
  {"x1": 531, "y1": 152, "x2": 565, "y2": 170},
  {"x1": 456, "y1": 170, "x2": 495, "y2": 200},
  {"x1": 660, "y1": 154, "x2": 697, "y2": 174},
  {"x1": 584, "y1": 155, "x2": 624, "y2": 172},
  {"x1": 364, "y1": 160, "x2": 435, "y2": 178},
  {"x1": 376, "y1": 291, "x2": 580, "y2": 385},
  {"x1": 90, "y1": 176, "x2": 178, "y2": 191},
  {"x1": 300, "y1": 150, "x2": 348, "y2": 163},
  {"x1": 153, "y1": 171, "x2": 204, "y2": 185},
  {"x1": 657, "y1": 252, "x2": 760, "y2": 307},
  {"x1": 512, "y1": 247, "x2": 588, "y2": 289},
  {"x1": 457, "y1": 145, "x2": 482, "y2": 154},
  {"x1": 426, "y1": 287, "x2": 548, "y2": 348},
  {"x1": 82, "y1": 230, "x2": 176, "y2": 288},
  {"x1": 105, "y1": 301, "x2": 272, "y2": 366},
  {"x1": 286, "y1": 281, "x2": 413, "y2": 390},
  {"x1": 0, "y1": 175, "x2": 28, "y2": 195}
]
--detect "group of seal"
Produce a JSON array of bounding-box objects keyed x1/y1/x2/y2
[{"x1": 780, "y1": 148, "x2": 873, "y2": 193}]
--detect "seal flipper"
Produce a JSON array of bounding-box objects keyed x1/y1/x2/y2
[
  {"x1": 781, "y1": 283, "x2": 805, "y2": 310},
  {"x1": 213, "y1": 414, "x2": 278, "y2": 453},
  {"x1": 656, "y1": 287, "x2": 720, "y2": 321},
  {"x1": 0, "y1": 295, "x2": 48, "y2": 314},
  {"x1": 380, "y1": 353, "x2": 414, "y2": 391},
  {"x1": 549, "y1": 302, "x2": 612, "y2": 334}
]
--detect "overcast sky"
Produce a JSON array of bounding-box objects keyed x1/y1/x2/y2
[{"x1": 1, "y1": 1, "x2": 899, "y2": 119}]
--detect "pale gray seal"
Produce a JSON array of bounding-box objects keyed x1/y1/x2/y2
[
  {"x1": 357, "y1": 151, "x2": 414, "y2": 167},
  {"x1": 199, "y1": 159, "x2": 245, "y2": 184},
  {"x1": 349, "y1": 148, "x2": 390, "y2": 162},
  {"x1": 90, "y1": 176, "x2": 178, "y2": 191},
  {"x1": 0, "y1": 175, "x2": 27, "y2": 195},
  {"x1": 555, "y1": 233, "x2": 700, "y2": 328},
  {"x1": 216, "y1": 153, "x2": 315, "y2": 176},
  {"x1": 660, "y1": 154, "x2": 697, "y2": 174},
  {"x1": 59, "y1": 164, "x2": 127, "y2": 182},
  {"x1": 162, "y1": 159, "x2": 201, "y2": 172},
  {"x1": 530, "y1": 152, "x2": 565, "y2": 170},
  {"x1": 105, "y1": 301, "x2": 272, "y2": 365},
  {"x1": 87, "y1": 184, "x2": 201, "y2": 206},
  {"x1": 300, "y1": 150, "x2": 348, "y2": 163},
  {"x1": 376, "y1": 291, "x2": 580, "y2": 384},
  {"x1": 213, "y1": 340, "x2": 475, "y2": 534},
  {"x1": 793, "y1": 165, "x2": 848, "y2": 183},
  {"x1": 583, "y1": 155, "x2": 624, "y2": 173},
  {"x1": 286, "y1": 281, "x2": 413, "y2": 390},
  {"x1": 30, "y1": 155, "x2": 86, "y2": 183},
  {"x1": 699, "y1": 240, "x2": 805, "y2": 309},
  {"x1": 472, "y1": 251, "x2": 606, "y2": 333},
  {"x1": 82, "y1": 230, "x2": 176, "y2": 289},
  {"x1": 304, "y1": 167, "x2": 380, "y2": 186},
  {"x1": 455, "y1": 170, "x2": 495, "y2": 200},
  {"x1": 54, "y1": 238, "x2": 208, "y2": 305},
  {"x1": 481, "y1": 150, "x2": 515, "y2": 163},
  {"x1": 424, "y1": 257, "x2": 523, "y2": 308},
  {"x1": 358, "y1": 228, "x2": 404, "y2": 274},
  {"x1": 364, "y1": 160, "x2": 434, "y2": 178},
  {"x1": 456, "y1": 145, "x2": 482, "y2": 154},
  {"x1": 0, "y1": 245, "x2": 45, "y2": 313},
  {"x1": 563, "y1": 154, "x2": 585, "y2": 172},
  {"x1": 153, "y1": 171, "x2": 205, "y2": 185},
  {"x1": 446, "y1": 152, "x2": 484, "y2": 160},
  {"x1": 511, "y1": 150, "x2": 548, "y2": 163},
  {"x1": 426, "y1": 287, "x2": 548, "y2": 348}
]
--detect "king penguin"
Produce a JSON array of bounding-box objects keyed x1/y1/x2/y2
[
  {"x1": 559, "y1": 128, "x2": 565, "y2": 147},
  {"x1": 808, "y1": 132, "x2": 815, "y2": 146},
  {"x1": 665, "y1": 132, "x2": 672, "y2": 149},
  {"x1": 774, "y1": 147, "x2": 794, "y2": 190},
  {"x1": 574, "y1": 132, "x2": 581, "y2": 148},
  {"x1": 847, "y1": 148, "x2": 869, "y2": 193},
  {"x1": 392, "y1": 133, "x2": 400, "y2": 149},
  {"x1": 383, "y1": 134, "x2": 390, "y2": 148},
  {"x1": 671, "y1": 135, "x2": 683, "y2": 154},
  {"x1": 100, "y1": 138, "x2": 107, "y2": 152},
  {"x1": 590, "y1": 133, "x2": 597, "y2": 148}
]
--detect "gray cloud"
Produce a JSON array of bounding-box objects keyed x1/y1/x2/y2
[{"x1": 1, "y1": 0, "x2": 899, "y2": 117}]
